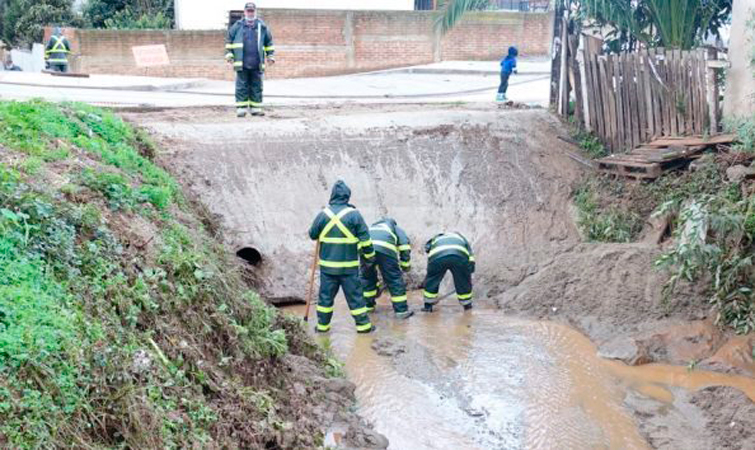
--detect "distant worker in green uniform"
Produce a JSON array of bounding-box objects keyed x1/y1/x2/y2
[
  {"x1": 45, "y1": 28, "x2": 71, "y2": 73},
  {"x1": 422, "y1": 232, "x2": 475, "y2": 312},
  {"x1": 309, "y1": 180, "x2": 376, "y2": 333},
  {"x1": 225, "y1": 2, "x2": 275, "y2": 117},
  {"x1": 361, "y1": 218, "x2": 414, "y2": 319}
]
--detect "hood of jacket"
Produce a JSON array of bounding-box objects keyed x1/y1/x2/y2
[
  {"x1": 507, "y1": 46, "x2": 519, "y2": 57},
  {"x1": 329, "y1": 180, "x2": 351, "y2": 205}
]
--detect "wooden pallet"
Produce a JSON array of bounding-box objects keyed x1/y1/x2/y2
[{"x1": 596, "y1": 134, "x2": 736, "y2": 179}]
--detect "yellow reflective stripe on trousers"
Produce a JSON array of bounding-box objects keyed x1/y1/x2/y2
[
  {"x1": 233, "y1": 61, "x2": 243, "y2": 67},
  {"x1": 399, "y1": 261, "x2": 411, "y2": 268},
  {"x1": 423, "y1": 290, "x2": 438, "y2": 298},
  {"x1": 391, "y1": 295, "x2": 407, "y2": 303},
  {"x1": 355, "y1": 323, "x2": 372, "y2": 332},
  {"x1": 47, "y1": 59, "x2": 68, "y2": 63},
  {"x1": 316, "y1": 305, "x2": 334, "y2": 313},
  {"x1": 317, "y1": 323, "x2": 331, "y2": 331},
  {"x1": 226, "y1": 43, "x2": 243, "y2": 49},
  {"x1": 458, "y1": 292, "x2": 473, "y2": 300},
  {"x1": 363, "y1": 290, "x2": 378, "y2": 298},
  {"x1": 363, "y1": 251, "x2": 376, "y2": 259},
  {"x1": 351, "y1": 307, "x2": 369, "y2": 316},
  {"x1": 319, "y1": 259, "x2": 360, "y2": 268},
  {"x1": 428, "y1": 244, "x2": 470, "y2": 258},
  {"x1": 398, "y1": 244, "x2": 412, "y2": 251},
  {"x1": 264, "y1": 45, "x2": 275, "y2": 51},
  {"x1": 372, "y1": 240, "x2": 398, "y2": 254},
  {"x1": 236, "y1": 101, "x2": 250, "y2": 107},
  {"x1": 250, "y1": 101, "x2": 263, "y2": 107},
  {"x1": 320, "y1": 207, "x2": 357, "y2": 243}
]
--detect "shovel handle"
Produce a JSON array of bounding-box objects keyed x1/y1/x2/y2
[{"x1": 303, "y1": 240, "x2": 320, "y2": 322}]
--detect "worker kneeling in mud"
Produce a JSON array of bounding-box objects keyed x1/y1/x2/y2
[
  {"x1": 361, "y1": 218, "x2": 414, "y2": 319},
  {"x1": 309, "y1": 180, "x2": 376, "y2": 333},
  {"x1": 422, "y1": 232, "x2": 475, "y2": 312}
]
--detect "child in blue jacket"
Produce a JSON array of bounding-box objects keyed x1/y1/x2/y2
[{"x1": 497, "y1": 46, "x2": 518, "y2": 102}]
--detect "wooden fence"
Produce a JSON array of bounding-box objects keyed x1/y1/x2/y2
[{"x1": 582, "y1": 48, "x2": 720, "y2": 152}]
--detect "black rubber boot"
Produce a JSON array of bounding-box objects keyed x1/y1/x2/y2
[
  {"x1": 463, "y1": 304, "x2": 473, "y2": 311},
  {"x1": 422, "y1": 303, "x2": 434, "y2": 313},
  {"x1": 357, "y1": 324, "x2": 377, "y2": 334},
  {"x1": 395, "y1": 310, "x2": 414, "y2": 320}
]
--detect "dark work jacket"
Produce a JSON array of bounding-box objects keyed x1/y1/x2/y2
[
  {"x1": 309, "y1": 181, "x2": 375, "y2": 275},
  {"x1": 225, "y1": 18, "x2": 274, "y2": 72},
  {"x1": 425, "y1": 232, "x2": 475, "y2": 273},
  {"x1": 45, "y1": 35, "x2": 71, "y2": 65},
  {"x1": 369, "y1": 218, "x2": 411, "y2": 268}
]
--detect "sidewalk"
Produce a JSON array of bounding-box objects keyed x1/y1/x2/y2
[{"x1": 0, "y1": 59, "x2": 550, "y2": 108}]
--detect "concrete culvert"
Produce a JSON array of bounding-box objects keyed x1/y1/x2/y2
[{"x1": 236, "y1": 246, "x2": 262, "y2": 266}]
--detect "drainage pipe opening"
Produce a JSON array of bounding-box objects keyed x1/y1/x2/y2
[{"x1": 236, "y1": 247, "x2": 262, "y2": 266}]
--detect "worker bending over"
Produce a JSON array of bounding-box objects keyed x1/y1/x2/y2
[
  {"x1": 361, "y1": 218, "x2": 414, "y2": 319},
  {"x1": 422, "y1": 232, "x2": 475, "y2": 312}
]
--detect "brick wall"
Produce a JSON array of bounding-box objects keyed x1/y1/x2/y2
[{"x1": 59, "y1": 9, "x2": 552, "y2": 80}]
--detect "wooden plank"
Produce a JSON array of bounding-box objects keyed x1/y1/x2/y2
[
  {"x1": 675, "y1": 49, "x2": 687, "y2": 135},
  {"x1": 642, "y1": 50, "x2": 656, "y2": 140},
  {"x1": 696, "y1": 48, "x2": 707, "y2": 134},
  {"x1": 613, "y1": 55, "x2": 627, "y2": 151},
  {"x1": 600, "y1": 56, "x2": 617, "y2": 151},
  {"x1": 629, "y1": 53, "x2": 642, "y2": 147},
  {"x1": 666, "y1": 50, "x2": 680, "y2": 136},
  {"x1": 681, "y1": 50, "x2": 692, "y2": 135},
  {"x1": 623, "y1": 53, "x2": 635, "y2": 148},
  {"x1": 644, "y1": 134, "x2": 736, "y2": 147},
  {"x1": 658, "y1": 48, "x2": 674, "y2": 137},
  {"x1": 706, "y1": 48, "x2": 719, "y2": 133},
  {"x1": 689, "y1": 50, "x2": 701, "y2": 134},
  {"x1": 591, "y1": 56, "x2": 605, "y2": 139},
  {"x1": 635, "y1": 52, "x2": 649, "y2": 143},
  {"x1": 651, "y1": 48, "x2": 664, "y2": 138}
]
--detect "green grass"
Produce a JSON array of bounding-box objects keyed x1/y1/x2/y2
[
  {"x1": 0, "y1": 101, "x2": 333, "y2": 448},
  {"x1": 573, "y1": 179, "x2": 644, "y2": 242}
]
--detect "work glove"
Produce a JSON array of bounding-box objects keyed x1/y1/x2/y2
[{"x1": 469, "y1": 262, "x2": 476, "y2": 274}]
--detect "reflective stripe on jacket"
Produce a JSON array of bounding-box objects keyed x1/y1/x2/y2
[
  {"x1": 309, "y1": 205, "x2": 375, "y2": 275},
  {"x1": 45, "y1": 35, "x2": 71, "y2": 65},
  {"x1": 425, "y1": 232, "x2": 475, "y2": 270},
  {"x1": 369, "y1": 220, "x2": 411, "y2": 268},
  {"x1": 225, "y1": 18, "x2": 274, "y2": 72}
]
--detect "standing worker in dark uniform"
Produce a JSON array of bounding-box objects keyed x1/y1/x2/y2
[
  {"x1": 45, "y1": 28, "x2": 71, "y2": 73},
  {"x1": 225, "y1": 2, "x2": 275, "y2": 117},
  {"x1": 422, "y1": 232, "x2": 475, "y2": 312},
  {"x1": 361, "y1": 218, "x2": 414, "y2": 319},
  {"x1": 309, "y1": 180, "x2": 377, "y2": 334}
]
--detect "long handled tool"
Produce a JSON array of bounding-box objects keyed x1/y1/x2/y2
[{"x1": 303, "y1": 240, "x2": 320, "y2": 322}]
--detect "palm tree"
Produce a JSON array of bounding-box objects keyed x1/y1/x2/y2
[{"x1": 436, "y1": 0, "x2": 731, "y2": 50}]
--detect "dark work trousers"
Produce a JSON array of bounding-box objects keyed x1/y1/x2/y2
[
  {"x1": 49, "y1": 64, "x2": 68, "y2": 73},
  {"x1": 422, "y1": 254, "x2": 473, "y2": 307},
  {"x1": 235, "y1": 69, "x2": 263, "y2": 108},
  {"x1": 361, "y1": 253, "x2": 408, "y2": 313},
  {"x1": 316, "y1": 271, "x2": 372, "y2": 333},
  {"x1": 497, "y1": 72, "x2": 511, "y2": 95}
]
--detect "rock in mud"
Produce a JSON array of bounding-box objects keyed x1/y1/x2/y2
[
  {"x1": 371, "y1": 337, "x2": 407, "y2": 357},
  {"x1": 343, "y1": 426, "x2": 390, "y2": 450},
  {"x1": 597, "y1": 321, "x2": 725, "y2": 366}
]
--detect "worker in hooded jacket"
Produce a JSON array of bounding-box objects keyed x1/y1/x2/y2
[
  {"x1": 422, "y1": 232, "x2": 475, "y2": 312},
  {"x1": 309, "y1": 180, "x2": 376, "y2": 333},
  {"x1": 361, "y1": 217, "x2": 414, "y2": 319}
]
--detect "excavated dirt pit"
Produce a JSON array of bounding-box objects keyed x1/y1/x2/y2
[{"x1": 130, "y1": 104, "x2": 755, "y2": 449}]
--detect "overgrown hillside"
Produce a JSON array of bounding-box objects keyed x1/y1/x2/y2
[
  {"x1": 0, "y1": 101, "x2": 351, "y2": 449},
  {"x1": 571, "y1": 129, "x2": 755, "y2": 335}
]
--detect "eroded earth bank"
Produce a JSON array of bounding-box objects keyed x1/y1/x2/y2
[{"x1": 129, "y1": 104, "x2": 755, "y2": 450}]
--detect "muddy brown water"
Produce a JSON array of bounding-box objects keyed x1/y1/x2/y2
[{"x1": 283, "y1": 293, "x2": 755, "y2": 450}]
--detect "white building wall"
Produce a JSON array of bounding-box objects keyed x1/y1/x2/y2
[{"x1": 175, "y1": 0, "x2": 416, "y2": 30}]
